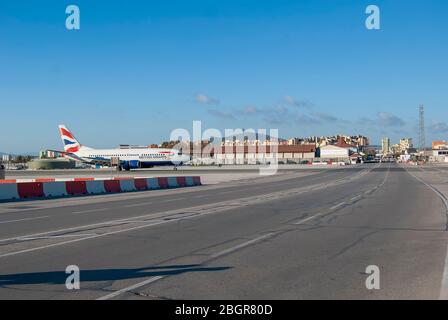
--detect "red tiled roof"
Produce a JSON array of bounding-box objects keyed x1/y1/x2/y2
[{"x1": 334, "y1": 137, "x2": 355, "y2": 149}]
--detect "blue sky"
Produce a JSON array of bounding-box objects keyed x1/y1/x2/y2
[{"x1": 0, "y1": 0, "x2": 447, "y2": 153}]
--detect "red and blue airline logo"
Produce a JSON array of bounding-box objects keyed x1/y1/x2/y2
[{"x1": 60, "y1": 127, "x2": 80, "y2": 153}]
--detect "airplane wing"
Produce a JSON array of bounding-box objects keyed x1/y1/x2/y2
[{"x1": 45, "y1": 150, "x2": 112, "y2": 166}]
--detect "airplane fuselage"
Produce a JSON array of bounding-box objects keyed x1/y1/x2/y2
[{"x1": 74, "y1": 148, "x2": 190, "y2": 170}]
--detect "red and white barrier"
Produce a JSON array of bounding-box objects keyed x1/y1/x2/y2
[{"x1": 0, "y1": 176, "x2": 201, "y2": 202}]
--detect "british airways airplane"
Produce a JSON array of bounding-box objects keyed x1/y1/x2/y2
[{"x1": 55, "y1": 125, "x2": 190, "y2": 171}]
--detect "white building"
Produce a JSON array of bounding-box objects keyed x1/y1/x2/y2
[{"x1": 319, "y1": 145, "x2": 349, "y2": 160}]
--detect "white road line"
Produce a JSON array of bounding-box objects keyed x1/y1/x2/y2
[
  {"x1": 294, "y1": 214, "x2": 322, "y2": 225},
  {"x1": 330, "y1": 202, "x2": 346, "y2": 210},
  {"x1": 294, "y1": 166, "x2": 389, "y2": 225},
  {"x1": 0, "y1": 216, "x2": 49, "y2": 225},
  {"x1": 404, "y1": 166, "x2": 448, "y2": 300},
  {"x1": 0, "y1": 165, "x2": 378, "y2": 258},
  {"x1": 123, "y1": 202, "x2": 153, "y2": 208},
  {"x1": 17, "y1": 234, "x2": 98, "y2": 240},
  {"x1": 162, "y1": 197, "x2": 186, "y2": 202},
  {"x1": 71, "y1": 208, "x2": 109, "y2": 214},
  {"x1": 210, "y1": 233, "x2": 274, "y2": 259},
  {"x1": 351, "y1": 195, "x2": 362, "y2": 202},
  {"x1": 97, "y1": 233, "x2": 275, "y2": 300},
  {"x1": 97, "y1": 276, "x2": 164, "y2": 300},
  {"x1": 0, "y1": 220, "x2": 168, "y2": 259}
]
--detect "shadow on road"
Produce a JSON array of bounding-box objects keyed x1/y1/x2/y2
[{"x1": 0, "y1": 264, "x2": 232, "y2": 286}]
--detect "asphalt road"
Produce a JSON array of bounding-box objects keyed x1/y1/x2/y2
[
  {"x1": 0, "y1": 163, "x2": 447, "y2": 299},
  {"x1": 5, "y1": 165, "x2": 345, "y2": 179}
]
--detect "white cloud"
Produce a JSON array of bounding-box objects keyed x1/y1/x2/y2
[
  {"x1": 196, "y1": 93, "x2": 220, "y2": 105},
  {"x1": 283, "y1": 96, "x2": 313, "y2": 108}
]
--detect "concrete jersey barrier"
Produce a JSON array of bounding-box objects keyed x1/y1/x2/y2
[{"x1": 0, "y1": 176, "x2": 202, "y2": 202}]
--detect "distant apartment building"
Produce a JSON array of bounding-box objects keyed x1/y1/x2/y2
[
  {"x1": 1, "y1": 154, "x2": 17, "y2": 162},
  {"x1": 389, "y1": 138, "x2": 414, "y2": 155},
  {"x1": 381, "y1": 137, "x2": 390, "y2": 155},
  {"x1": 390, "y1": 144, "x2": 400, "y2": 155},
  {"x1": 399, "y1": 138, "x2": 413, "y2": 152},
  {"x1": 301, "y1": 135, "x2": 368, "y2": 149},
  {"x1": 354, "y1": 135, "x2": 369, "y2": 148}
]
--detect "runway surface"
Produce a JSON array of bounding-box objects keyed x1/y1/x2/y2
[{"x1": 1, "y1": 163, "x2": 448, "y2": 299}]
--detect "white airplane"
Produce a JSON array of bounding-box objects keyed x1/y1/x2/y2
[{"x1": 53, "y1": 125, "x2": 190, "y2": 171}]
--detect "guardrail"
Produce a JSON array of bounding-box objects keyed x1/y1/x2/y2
[{"x1": 0, "y1": 176, "x2": 202, "y2": 202}]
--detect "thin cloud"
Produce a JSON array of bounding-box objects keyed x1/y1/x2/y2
[
  {"x1": 429, "y1": 121, "x2": 448, "y2": 133},
  {"x1": 240, "y1": 106, "x2": 263, "y2": 115},
  {"x1": 196, "y1": 93, "x2": 220, "y2": 105},
  {"x1": 207, "y1": 109, "x2": 235, "y2": 120},
  {"x1": 359, "y1": 112, "x2": 406, "y2": 128},
  {"x1": 377, "y1": 112, "x2": 405, "y2": 127},
  {"x1": 294, "y1": 113, "x2": 320, "y2": 125},
  {"x1": 311, "y1": 112, "x2": 339, "y2": 122},
  {"x1": 283, "y1": 96, "x2": 313, "y2": 108}
]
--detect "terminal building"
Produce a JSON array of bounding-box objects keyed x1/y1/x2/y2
[{"x1": 213, "y1": 144, "x2": 317, "y2": 165}]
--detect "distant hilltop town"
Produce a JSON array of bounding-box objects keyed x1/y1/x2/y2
[{"x1": 153, "y1": 134, "x2": 374, "y2": 166}]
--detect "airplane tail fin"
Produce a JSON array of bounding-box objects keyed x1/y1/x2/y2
[{"x1": 59, "y1": 124, "x2": 82, "y2": 153}]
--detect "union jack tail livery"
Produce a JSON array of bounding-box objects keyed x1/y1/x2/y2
[{"x1": 59, "y1": 124, "x2": 82, "y2": 153}]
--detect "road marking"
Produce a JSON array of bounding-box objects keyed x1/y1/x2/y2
[
  {"x1": 351, "y1": 195, "x2": 362, "y2": 202},
  {"x1": 97, "y1": 276, "x2": 164, "y2": 300},
  {"x1": 71, "y1": 208, "x2": 109, "y2": 214},
  {"x1": 0, "y1": 216, "x2": 49, "y2": 225},
  {"x1": 0, "y1": 165, "x2": 378, "y2": 258},
  {"x1": 97, "y1": 233, "x2": 275, "y2": 300},
  {"x1": 330, "y1": 202, "x2": 346, "y2": 210},
  {"x1": 123, "y1": 201, "x2": 153, "y2": 208},
  {"x1": 294, "y1": 214, "x2": 322, "y2": 225},
  {"x1": 0, "y1": 220, "x2": 168, "y2": 259},
  {"x1": 162, "y1": 197, "x2": 186, "y2": 202},
  {"x1": 17, "y1": 234, "x2": 97, "y2": 241},
  {"x1": 210, "y1": 233, "x2": 274, "y2": 259},
  {"x1": 404, "y1": 166, "x2": 448, "y2": 300}
]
